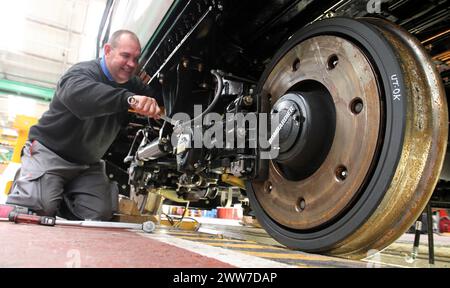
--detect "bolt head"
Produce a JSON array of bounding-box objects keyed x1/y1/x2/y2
[{"x1": 142, "y1": 221, "x2": 156, "y2": 233}]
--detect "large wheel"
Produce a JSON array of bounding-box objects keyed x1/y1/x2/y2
[{"x1": 247, "y1": 17, "x2": 448, "y2": 259}]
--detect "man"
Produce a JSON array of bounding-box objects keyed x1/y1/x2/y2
[{"x1": 7, "y1": 30, "x2": 161, "y2": 220}]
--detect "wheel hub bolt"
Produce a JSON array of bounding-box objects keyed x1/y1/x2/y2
[
  {"x1": 296, "y1": 197, "x2": 306, "y2": 212},
  {"x1": 336, "y1": 166, "x2": 348, "y2": 181}
]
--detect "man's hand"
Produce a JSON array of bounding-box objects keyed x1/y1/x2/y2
[{"x1": 128, "y1": 95, "x2": 161, "y2": 119}]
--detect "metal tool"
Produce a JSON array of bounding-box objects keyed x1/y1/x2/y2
[
  {"x1": 159, "y1": 114, "x2": 179, "y2": 126},
  {"x1": 55, "y1": 219, "x2": 156, "y2": 233},
  {"x1": 127, "y1": 96, "x2": 178, "y2": 126},
  {"x1": 405, "y1": 213, "x2": 424, "y2": 263},
  {"x1": 2, "y1": 212, "x2": 156, "y2": 233}
]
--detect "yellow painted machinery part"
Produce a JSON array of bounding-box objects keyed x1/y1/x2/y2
[
  {"x1": 4, "y1": 182, "x2": 12, "y2": 196},
  {"x1": 11, "y1": 115, "x2": 37, "y2": 163},
  {"x1": 221, "y1": 174, "x2": 246, "y2": 190},
  {"x1": 153, "y1": 188, "x2": 190, "y2": 203},
  {"x1": 160, "y1": 218, "x2": 200, "y2": 231},
  {"x1": 4, "y1": 115, "x2": 37, "y2": 195}
]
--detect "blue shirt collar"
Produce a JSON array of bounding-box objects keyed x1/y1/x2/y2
[{"x1": 100, "y1": 57, "x2": 114, "y2": 82}]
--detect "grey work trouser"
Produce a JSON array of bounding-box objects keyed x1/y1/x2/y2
[{"x1": 7, "y1": 140, "x2": 118, "y2": 220}]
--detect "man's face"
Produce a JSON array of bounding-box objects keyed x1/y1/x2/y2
[{"x1": 104, "y1": 34, "x2": 141, "y2": 83}]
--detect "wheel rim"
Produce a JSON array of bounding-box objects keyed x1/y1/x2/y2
[
  {"x1": 248, "y1": 17, "x2": 447, "y2": 258},
  {"x1": 330, "y1": 18, "x2": 448, "y2": 257}
]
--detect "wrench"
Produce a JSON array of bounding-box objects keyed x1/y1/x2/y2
[{"x1": 128, "y1": 96, "x2": 178, "y2": 126}]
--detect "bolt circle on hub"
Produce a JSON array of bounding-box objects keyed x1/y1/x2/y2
[{"x1": 254, "y1": 32, "x2": 381, "y2": 231}]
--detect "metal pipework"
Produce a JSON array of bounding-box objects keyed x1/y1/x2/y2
[
  {"x1": 137, "y1": 139, "x2": 167, "y2": 160},
  {"x1": 179, "y1": 69, "x2": 224, "y2": 127}
]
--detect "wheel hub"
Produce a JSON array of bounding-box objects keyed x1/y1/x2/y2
[{"x1": 271, "y1": 90, "x2": 336, "y2": 181}]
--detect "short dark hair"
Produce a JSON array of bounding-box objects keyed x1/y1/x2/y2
[{"x1": 109, "y1": 30, "x2": 140, "y2": 48}]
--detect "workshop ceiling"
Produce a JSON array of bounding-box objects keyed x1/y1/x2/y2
[{"x1": 0, "y1": 0, "x2": 107, "y2": 89}]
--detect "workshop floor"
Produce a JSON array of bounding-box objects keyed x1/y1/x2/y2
[
  {"x1": 196, "y1": 218, "x2": 450, "y2": 268},
  {"x1": 0, "y1": 222, "x2": 235, "y2": 268},
  {"x1": 1, "y1": 218, "x2": 449, "y2": 268},
  {"x1": 0, "y1": 220, "x2": 362, "y2": 268}
]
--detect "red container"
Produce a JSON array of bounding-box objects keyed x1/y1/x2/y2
[
  {"x1": 440, "y1": 217, "x2": 450, "y2": 233},
  {"x1": 217, "y1": 207, "x2": 239, "y2": 220}
]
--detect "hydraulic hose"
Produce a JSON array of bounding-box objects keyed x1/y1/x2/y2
[{"x1": 183, "y1": 69, "x2": 223, "y2": 126}]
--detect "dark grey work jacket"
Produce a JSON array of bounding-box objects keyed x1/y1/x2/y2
[{"x1": 29, "y1": 59, "x2": 162, "y2": 164}]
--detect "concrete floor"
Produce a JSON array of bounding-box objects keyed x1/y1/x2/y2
[
  {"x1": 1, "y1": 216, "x2": 449, "y2": 268},
  {"x1": 368, "y1": 233, "x2": 450, "y2": 268},
  {"x1": 0, "y1": 220, "x2": 358, "y2": 268},
  {"x1": 0, "y1": 222, "x2": 235, "y2": 268},
  {"x1": 196, "y1": 218, "x2": 450, "y2": 268}
]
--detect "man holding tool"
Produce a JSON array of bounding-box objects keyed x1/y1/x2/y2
[{"x1": 6, "y1": 30, "x2": 162, "y2": 221}]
